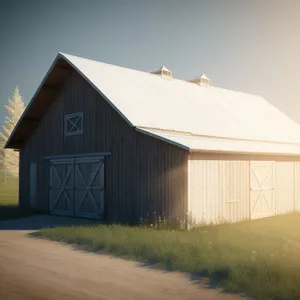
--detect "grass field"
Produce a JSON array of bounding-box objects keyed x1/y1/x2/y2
[
  {"x1": 0, "y1": 172, "x2": 31, "y2": 221},
  {"x1": 39, "y1": 213, "x2": 300, "y2": 300}
]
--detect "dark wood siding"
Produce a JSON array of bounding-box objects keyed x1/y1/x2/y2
[
  {"x1": 19, "y1": 148, "x2": 28, "y2": 210},
  {"x1": 19, "y1": 71, "x2": 188, "y2": 223}
]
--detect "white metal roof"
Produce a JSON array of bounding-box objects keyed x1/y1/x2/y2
[
  {"x1": 11, "y1": 52, "x2": 298, "y2": 154},
  {"x1": 137, "y1": 128, "x2": 300, "y2": 155},
  {"x1": 61, "y1": 53, "x2": 300, "y2": 151}
]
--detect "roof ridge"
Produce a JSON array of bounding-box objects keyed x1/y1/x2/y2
[
  {"x1": 60, "y1": 53, "x2": 262, "y2": 98},
  {"x1": 60, "y1": 52, "x2": 156, "y2": 78}
]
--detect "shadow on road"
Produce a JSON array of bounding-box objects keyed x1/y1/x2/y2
[
  {"x1": 0, "y1": 214, "x2": 101, "y2": 230},
  {"x1": 137, "y1": 261, "x2": 228, "y2": 292}
]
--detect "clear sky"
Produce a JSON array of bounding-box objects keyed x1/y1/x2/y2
[{"x1": 0, "y1": 0, "x2": 299, "y2": 126}]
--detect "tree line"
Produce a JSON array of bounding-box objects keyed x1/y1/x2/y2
[{"x1": 0, "y1": 87, "x2": 25, "y2": 179}]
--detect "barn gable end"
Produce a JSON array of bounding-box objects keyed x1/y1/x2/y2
[{"x1": 19, "y1": 71, "x2": 188, "y2": 223}]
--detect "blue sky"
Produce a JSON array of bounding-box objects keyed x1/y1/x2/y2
[{"x1": 0, "y1": 0, "x2": 299, "y2": 126}]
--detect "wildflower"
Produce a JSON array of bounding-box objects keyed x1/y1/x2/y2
[{"x1": 251, "y1": 250, "x2": 257, "y2": 261}]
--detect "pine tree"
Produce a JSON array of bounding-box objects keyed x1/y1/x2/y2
[
  {"x1": 0, "y1": 87, "x2": 25, "y2": 177},
  {"x1": 0, "y1": 134, "x2": 4, "y2": 172}
]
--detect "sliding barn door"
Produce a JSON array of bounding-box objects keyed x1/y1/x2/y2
[
  {"x1": 50, "y1": 159, "x2": 75, "y2": 216},
  {"x1": 250, "y1": 161, "x2": 275, "y2": 219},
  {"x1": 74, "y1": 157, "x2": 105, "y2": 219}
]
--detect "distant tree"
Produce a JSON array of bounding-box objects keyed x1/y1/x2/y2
[
  {"x1": 0, "y1": 87, "x2": 25, "y2": 178},
  {"x1": 0, "y1": 134, "x2": 4, "y2": 172}
]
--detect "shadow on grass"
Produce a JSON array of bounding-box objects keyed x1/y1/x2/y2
[
  {"x1": 189, "y1": 269, "x2": 230, "y2": 288},
  {"x1": 138, "y1": 261, "x2": 235, "y2": 295},
  {"x1": 29, "y1": 232, "x2": 246, "y2": 298},
  {"x1": 0, "y1": 205, "x2": 33, "y2": 222},
  {"x1": 1, "y1": 214, "x2": 101, "y2": 230}
]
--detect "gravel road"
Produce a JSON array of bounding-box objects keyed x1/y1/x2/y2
[{"x1": 0, "y1": 216, "x2": 244, "y2": 300}]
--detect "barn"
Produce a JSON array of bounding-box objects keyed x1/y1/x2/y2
[{"x1": 5, "y1": 52, "x2": 300, "y2": 225}]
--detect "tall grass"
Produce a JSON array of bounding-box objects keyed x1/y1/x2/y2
[{"x1": 39, "y1": 213, "x2": 300, "y2": 300}]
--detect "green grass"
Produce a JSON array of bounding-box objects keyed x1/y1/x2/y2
[
  {"x1": 39, "y1": 214, "x2": 300, "y2": 300},
  {"x1": 0, "y1": 172, "x2": 32, "y2": 221}
]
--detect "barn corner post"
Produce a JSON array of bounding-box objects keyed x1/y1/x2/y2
[{"x1": 185, "y1": 151, "x2": 190, "y2": 230}]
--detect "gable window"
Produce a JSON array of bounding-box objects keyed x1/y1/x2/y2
[{"x1": 65, "y1": 112, "x2": 83, "y2": 136}]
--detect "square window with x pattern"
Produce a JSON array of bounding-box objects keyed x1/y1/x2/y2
[{"x1": 65, "y1": 112, "x2": 83, "y2": 136}]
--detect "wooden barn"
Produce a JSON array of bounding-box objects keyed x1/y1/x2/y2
[{"x1": 5, "y1": 52, "x2": 300, "y2": 224}]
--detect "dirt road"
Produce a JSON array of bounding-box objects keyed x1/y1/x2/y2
[{"x1": 0, "y1": 216, "x2": 243, "y2": 300}]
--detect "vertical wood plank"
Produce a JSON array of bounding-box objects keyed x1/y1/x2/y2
[{"x1": 19, "y1": 71, "x2": 188, "y2": 223}]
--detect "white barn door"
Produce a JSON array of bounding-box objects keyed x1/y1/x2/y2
[
  {"x1": 74, "y1": 157, "x2": 105, "y2": 219},
  {"x1": 50, "y1": 158, "x2": 75, "y2": 216},
  {"x1": 250, "y1": 161, "x2": 275, "y2": 219}
]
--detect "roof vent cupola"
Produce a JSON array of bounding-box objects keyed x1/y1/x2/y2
[
  {"x1": 188, "y1": 73, "x2": 210, "y2": 87},
  {"x1": 151, "y1": 65, "x2": 172, "y2": 78}
]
